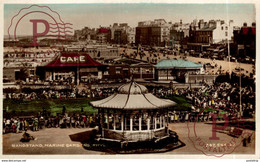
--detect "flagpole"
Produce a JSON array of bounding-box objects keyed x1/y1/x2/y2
[
  {"x1": 228, "y1": 38, "x2": 231, "y2": 79},
  {"x1": 239, "y1": 58, "x2": 242, "y2": 118},
  {"x1": 226, "y1": 3, "x2": 231, "y2": 79},
  {"x1": 77, "y1": 52, "x2": 80, "y2": 85}
]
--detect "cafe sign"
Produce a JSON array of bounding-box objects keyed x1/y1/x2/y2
[{"x1": 60, "y1": 56, "x2": 86, "y2": 63}]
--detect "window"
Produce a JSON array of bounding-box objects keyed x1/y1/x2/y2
[
  {"x1": 116, "y1": 67, "x2": 121, "y2": 74},
  {"x1": 225, "y1": 26, "x2": 228, "y2": 30},
  {"x1": 221, "y1": 27, "x2": 224, "y2": 30},
  {"x1": 30, "y1": 70, "x2": 34, "y2": 76},
  {"x1": 225, "y1": 32, "x2": 228, "y2": 36}
]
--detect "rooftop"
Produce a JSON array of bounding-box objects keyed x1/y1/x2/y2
[{"x1": 155, "y1": 59, "x2": 202, "y2": 69}]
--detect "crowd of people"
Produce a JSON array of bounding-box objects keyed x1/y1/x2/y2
[
  {"x1": 154, "y1": 81, "x2": 255, "y2": 118},
  {"x1": 3, "y1": 79, "x2": 255, "y2": 134},
  {"x1": 3, "y1": 113, "x2": 98, "y2": 134},
  {"x1": 5, "y1": 87, "x2": 115, "y2": 101}
]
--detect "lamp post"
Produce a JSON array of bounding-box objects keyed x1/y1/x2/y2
[{"x1": 77, "y1": 52, "x2": 80, "y2": 85}]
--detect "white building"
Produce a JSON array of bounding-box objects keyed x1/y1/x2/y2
[
  {"x1": 127, "y1": 27, "x2": 135, "y2": 44},
  {"x1": 212, "y1": 20, "x2": 234, "y2": 43},
  {"x1": 171, "y1": 20, "x2": 190, "y2": 37}
]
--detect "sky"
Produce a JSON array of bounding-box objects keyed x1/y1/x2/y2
[{"x1": 4, "y1": 3, "x2": 256, "y2": 36}]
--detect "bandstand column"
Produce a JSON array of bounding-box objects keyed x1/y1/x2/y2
[
  {"x1": 147, "y1": 115, "x2": 150, "y2": 130},
  {"x1": 130, "y1": 114, "x2": 133, "y2": 131},
  {"x1": 140, "y1": 67, "x2": 142, "y2": 79},
  {"x1": 106, "y1": 109, "x2": 109, "y2": 129},
  {"x1": 139, "y1": 113, "x2": 142, "y2": 131},
  {"x1": 154, "y1": 113, "x2": 157, "y2": 129},
  {"x1": 113, "y1": 110, "x2": 116, "y2": 130},
  {"x1": 121, "y1": 113, "x2": 124, "y2": 131},
  {"x1": 160, "y1": 115, "x2": 162, "y2": 128},
  {"x1": 167, "y1": 108, "x2": 169, "y2": 135},
  {"x1": 101, "y1": 109, "x2": 104, "y2": 137},
  {"x1": 163, "y1": 113, "x2": 166, "y2": 127},
  {"x1": 152, "y1": 67, "x2": 155, "y2": 79}
]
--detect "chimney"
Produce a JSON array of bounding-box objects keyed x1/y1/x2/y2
[
  {"x1": 216, "y1": 20, "x2": 221, "y2": 28},
  {"x1": 199, "y1": 19, "x2": 204, "y2": 29}
]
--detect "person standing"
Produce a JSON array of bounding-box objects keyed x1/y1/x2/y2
[
  {"x1": 71, "y1": 117, "x2": 75, "y2": 128},
  {"x1": 12, "y1": 122, "x2": 16, "y2": 133},
  {"x1": 62, "y1": 105, "x2": 66, "y2": 115},
  {"x1": 3, "y1": 119, "x2": 6, "y2": 134},
  {"x1": 16, "y1": 119, "x2": 20, "y2": 133},
  {"x1": 56, "y1": 116, "x2": 60, "y2": 128},
  {"x1": 19, "y1": 120, "x2": 23, "y2": 133},
  {"x1": 89, "y1": 116, "x2": 93, "y2": 127},
  {"x1": 66, "y1": 116, "x2": 71, "y2": 128},
  {"x1": 83, "y1": 115, "x2": 86, "y2": 127},
  {"x1": 6, "y1": 118, "x2": 11, "y2": 128},
  {"x1": 35, "y1": 118, "x2": 38, "y2": 131},
  {"x1": 39, "y1": 116, "x2": 44, "y2": 129},
  {"x1": 24, "y1": 120, "x2": 29, "y2": 131},
  {"x1": 32, "y1": 118, "x2": 36, "y2": 131}
]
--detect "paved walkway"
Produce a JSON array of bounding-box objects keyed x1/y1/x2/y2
[
  {"x1": 3, "y1": 128, "x2": 103, "y2": 155},
  {"x1": 167, "y1": 122, "x2": 255, "y2": 155},
  {"x1": 3, "y1": 123, "x2": 255, "y2": 155}
]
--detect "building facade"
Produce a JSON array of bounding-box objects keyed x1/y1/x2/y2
[
  {"x1": 135, "y1": 19, "x2": 171, "y2": 47},
  {"x1": 187, "y1": 19, "x2": 235, "y2": 52},
  {"x1": 233, "y1": 22, "x2": 256, "y2": 59},
  {"x1": 110, "y1": 23, "x2": 136, "y2": 44},
  {"x1": 212, "y1": 20, "x2": 234, "y2": 43},
  {"x1": 74, "y1": 27, "x2": 97, "y2": 42},
  {"x1": 188, "y1": 24, "x2": 213, "y2": 52},
  {"x1": 64, "y1": 45, "x2": 120, "y2": 59},
  {"x1": 170, "y1": 20, "x2": 190, "y2": 45}
]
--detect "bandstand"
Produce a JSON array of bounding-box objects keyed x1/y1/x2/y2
[{"x1": 90, "y1": 81, "x2": 176, "y2": 143}]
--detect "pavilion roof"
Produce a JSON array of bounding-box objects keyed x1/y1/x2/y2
[
  {"x1": 155, "y1": 59, "x2": 202, "y2": 69},
  {"x1": 90, "y1": 82, "x2": 176, "y2": 110}
]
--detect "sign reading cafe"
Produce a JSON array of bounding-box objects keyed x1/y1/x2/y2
[{"x1": 60, "y1": 56, "x2": 86, "y2": 63}]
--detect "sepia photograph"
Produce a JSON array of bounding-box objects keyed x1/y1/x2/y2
[{"x1": 1, "y1": 1, "x2": 258, "y2": 159}]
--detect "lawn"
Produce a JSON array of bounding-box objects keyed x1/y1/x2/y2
[
  {"x1": 3, "y1": 98, "x2": 97, "y2": 117},
  {"x1": 3, "y1": 95, "x2": 193, "y2": 117},
  {"x1": 165, "y1": 95, "x2": 191, "y2": 111}
]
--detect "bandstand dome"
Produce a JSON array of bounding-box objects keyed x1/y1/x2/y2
[{"x1": 91, "y1": 81, "x2": 176, "y2": 109}]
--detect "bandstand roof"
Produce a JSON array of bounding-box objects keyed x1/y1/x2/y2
[
  {"x1": 90, "y1": 82, "x2": 176, "y2": 110},
  {"x1": 155, "y1": 59, "x2": 202, "y2": 69}
]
